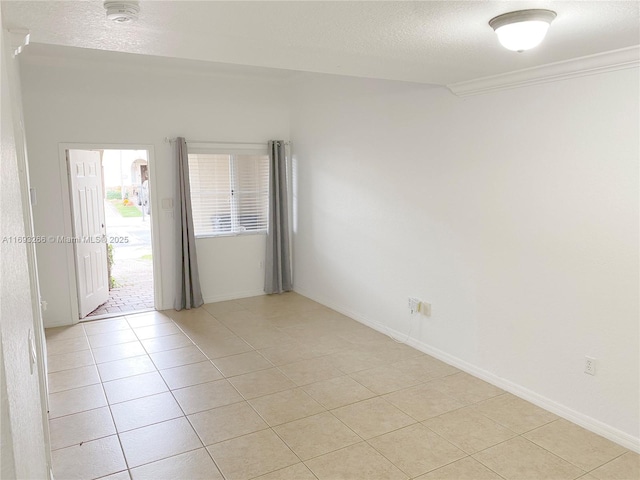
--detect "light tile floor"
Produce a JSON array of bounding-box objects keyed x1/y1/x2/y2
[{"x1": 45, "y1": 293, "x2": 639, "y2": 480}]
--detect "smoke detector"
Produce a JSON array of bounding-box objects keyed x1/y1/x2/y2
[{"x1": 104, "y1": 1, "x2": 140, "y2": 23}]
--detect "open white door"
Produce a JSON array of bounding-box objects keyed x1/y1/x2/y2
[{"x1": 68, "y1": 149, "x2": 109, "y2": 318}]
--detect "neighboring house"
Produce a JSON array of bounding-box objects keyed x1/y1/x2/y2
[{"x1": 102, "y1": 149, "x2": 148, "y2": 201}]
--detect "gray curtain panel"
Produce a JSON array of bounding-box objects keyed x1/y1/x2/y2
[
  {"x1": 174, "y1": 137, "x2": 204, "y2": 310},
  {"x1": 265, "y1": 140, "x2": 292, "y2": 294}
]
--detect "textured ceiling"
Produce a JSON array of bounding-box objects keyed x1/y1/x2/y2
[{"x1": 3, "y1": 1, "x2": 639, "y2": 85}]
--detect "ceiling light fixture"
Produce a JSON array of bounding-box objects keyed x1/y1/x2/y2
[
  {"x1": 489, "y1": 9, "x2": 556, "y2": 52},
  {"x1": 104, "y1": 1, "x2": 140, "y2": 23}
]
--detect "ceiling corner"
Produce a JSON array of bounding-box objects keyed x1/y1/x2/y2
[{"x1": 447, "y1": 45, "x2": 640, "y2": 98}]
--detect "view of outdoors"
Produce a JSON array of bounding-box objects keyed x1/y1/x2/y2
[{"x1": 86, "y1": 149, "x2": 154, "y2": 317}]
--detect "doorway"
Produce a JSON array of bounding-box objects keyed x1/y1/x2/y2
[{"x1": 66, "y1": 148, "x2": 156, "y2": 320}]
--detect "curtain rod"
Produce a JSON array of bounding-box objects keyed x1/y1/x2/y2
[{"x1": 164, "y1": 137, "x2": 290, "y2": 146}]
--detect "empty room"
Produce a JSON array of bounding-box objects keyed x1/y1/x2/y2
[{"x1": 0, "y1": 1, "x2": 638, "y2": 480}]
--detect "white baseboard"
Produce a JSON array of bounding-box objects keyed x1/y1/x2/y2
[
  {"x1": 44, "y1": 319, "x2": 75, "y2": 328},
  {"x1": 203, "y1": 289, "x2": 265, "y2": 304},
  {"x1": 294, "y1": 287, "x2": 640, "y2": 453}
]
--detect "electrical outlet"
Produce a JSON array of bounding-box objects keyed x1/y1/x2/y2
[
  {"x1": 584, "y1": 356, "x2": 596, "y2": 376},
  {"x1": 408, "y1": 297, "x2": 420, "y2": 314},
  {"x1": 421, "y1": 302, "x2": 432, "y2": 316}
]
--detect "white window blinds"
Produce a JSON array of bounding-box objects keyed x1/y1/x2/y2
[{"x1": 188, "y1": 153, "x2": 269, "y2": 237}]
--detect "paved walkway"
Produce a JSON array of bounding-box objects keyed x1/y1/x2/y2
[{"x1": 87, "y1": 198, "x2": 154, "y2": 317}]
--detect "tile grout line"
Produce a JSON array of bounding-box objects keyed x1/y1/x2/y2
[
  {"x1": 469, "y1": 433, "x2": 588, "y2": 478},
  {"x1": 167, "y1": 305, "x2": 507, "y2": 478},
  {"x1": 174, "y1": 305, "x2": 342, "y2": 479},
  {"x1": 190, "y1": 306, "x2": 307, "y2": 479},
  {"x1": 584, "y1": 450, "x2": 632, "y2": 476},
  {"x1": 127, "y1": 312, "x2": 230, "y2": 479},
  {"x1": 222, "y1": 316, "x2": 605, "y2": 479},
  {"x1": 83, "y1": 321, "x2": 135, "y2": 479},
  {"x1": 82, "y1": 315, "x2": 185, "y2": 475},
  {"x1": 513, "y1": 426, "x2": 621, "y2": 475},
  {"x1": 204, "y1": 306, "x2": 316, "y2": 480},
  {"x1": 46, "y1": 299, "x2": 634, "y2": 479},
  {"x1": 44, "y1": 322, "x2": 132, "y2": 478}
]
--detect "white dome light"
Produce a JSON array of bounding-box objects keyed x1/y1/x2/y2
[
  {"x1": 104, "y1": 1, "x2": 140, "y2": 23},
  {"x1": 489, "y1": 10, "x2": 556, "y2": 52}
]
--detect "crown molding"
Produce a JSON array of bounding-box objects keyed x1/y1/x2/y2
[
  {"x1": 447, "y1": 46, "x2": 640, "y2": 97},
  {"x1": 7, "y1": 28, "x2": 30, "y2": 57}
]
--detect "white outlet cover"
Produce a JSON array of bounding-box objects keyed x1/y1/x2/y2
[{"x1": 585, "y1": 356, "x2": 596, "y2": 375}]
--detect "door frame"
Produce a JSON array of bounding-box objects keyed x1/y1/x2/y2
[{"x1": 58, "y1": 143, "x2": 162, "y2": 323}]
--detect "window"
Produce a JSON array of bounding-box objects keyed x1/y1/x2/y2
[{"x1": 188, "y1": 153, "x2": 269, "y2": 237}]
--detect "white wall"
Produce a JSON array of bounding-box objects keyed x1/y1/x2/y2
[
  {"x1": 19, "y1": 48, "x2": 289, "y2": 326},
  {"x1": 289, "y1": 70, "x2": 639, "y2": 448},
  {"x1": 0, "y1": 342, "x2": 16, "y2": 480},
  {"x1": 197, "y1": 234, "x2": 266, "y2": 303},
  {"x1": 0, "y1": 14, "x2": 50, "y2": 478},
  {"x1": 17, "y1": 42, "x2": 639, "y2": 451}
]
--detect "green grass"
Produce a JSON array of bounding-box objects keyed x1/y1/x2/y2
[
  {"x1": 140, "y1": 254, "x2": 152, "y2": 261},
  {"x1": 106, "y1": 189, "x2": 122, "y2": 200},
  {"x1": 109, "y1": 199, "x2": 142, "y2": 217}
]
